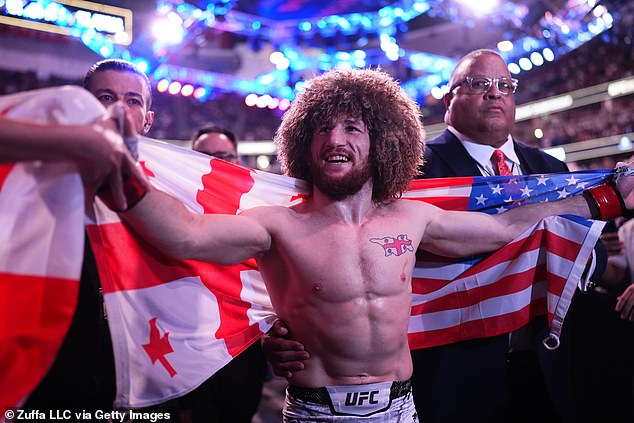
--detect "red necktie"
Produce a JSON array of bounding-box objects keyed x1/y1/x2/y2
[{"x1": 491, "y1": 149, "x2": 512, "y2": 176}]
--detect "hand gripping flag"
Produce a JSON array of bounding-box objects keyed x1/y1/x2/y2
[{"x1": 0, "y1": 87, "x2": 607, "y2": 410}]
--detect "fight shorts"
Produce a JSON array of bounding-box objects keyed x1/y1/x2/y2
[{"x1": 283, "y1": 379, "x2": 418, "y2": 422}]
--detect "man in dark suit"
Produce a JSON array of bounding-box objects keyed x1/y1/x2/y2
[
  {"x1": 414, "y1": 48, "x2": 634, "y2": 423},
  {"x1": 412, "y1": 49, "x2": 567, "y2": 423}
]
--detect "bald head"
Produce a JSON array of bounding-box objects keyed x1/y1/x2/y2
[{"x1": 443, "y1": 49, "x2": 516, "y2": 148}]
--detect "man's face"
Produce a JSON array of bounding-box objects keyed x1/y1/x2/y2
[
  {"x1": 192, "y1": 132, "x2": 239, "y2": 164},
  {"x1": 443, "y1": 54, "x2": 516, "y2": 147},
  {"x1": 309, "y1": 115, "x2": 372, "y2": 200},
  {"x1": 87, "y1": 70, "x2": 154, "y2": 135}
]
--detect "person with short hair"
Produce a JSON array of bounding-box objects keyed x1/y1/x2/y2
[
  {"x1": 17, "y1": 59, "x2": 153, "y2": 414},
  {"x1": 192, "y1": 125, "x2": 240, "y2": 164}
]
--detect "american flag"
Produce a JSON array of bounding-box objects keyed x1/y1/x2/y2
[
  {"x1": 406, "y1": 172, "x2": 608, "y2": 214},
  {"x1": 0, "y1": 86, "x2": 607, "y2": 411},
  {"x1": 403, "y1": 175, "x2": 606, "y2": 349}
]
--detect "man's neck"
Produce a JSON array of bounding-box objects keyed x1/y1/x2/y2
[{"x1": 310, "y1": 182, "x2": 376, "y2": 224}]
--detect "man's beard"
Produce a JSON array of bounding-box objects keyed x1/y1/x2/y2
[{"x1": 310, "y1": 160, "x2": 373, "y2": 201}]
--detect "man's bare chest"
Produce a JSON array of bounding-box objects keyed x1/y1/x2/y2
[{"x1": 265, "y1": 214, "x2": 420, "y2": 298}]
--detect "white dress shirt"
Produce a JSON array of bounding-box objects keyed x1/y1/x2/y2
[{"x1": 447, "y1": 126, "x2": 522, "y2": 176}]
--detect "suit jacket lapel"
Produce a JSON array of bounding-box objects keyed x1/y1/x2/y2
[
  {"x1": 514, "y1": 141, "x2": 541, "y2": 174},
  {"x1": 433, "y1": 131, "x2": 481, "y2": 177}
]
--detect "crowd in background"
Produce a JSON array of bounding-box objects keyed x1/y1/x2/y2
[
  {"x1": 423, "y1": 15, "x2": 633, "y2": 150},
  {"x1": 1, "y1": 17, "x2": 632, "y2": 153},
  {"x1": 514, "y1": 95, "x2": 634, "y2": 149},
  {"x1": 0, "y1": 68, "x2": 282, "y2": 143}
]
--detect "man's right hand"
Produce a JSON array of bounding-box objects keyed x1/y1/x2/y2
[
  {"x1": 600, "y1": 231, "x2": 624, "y2": 256},
  {"x1": 261, "y1": 320, "x2": 310, "y2": 378},
  {"x1": 85, "y1": 105, "x2": 148, "y2": 211},
  {"x1": 616, "y1": 284, "x2": 634, "y2": 321}
]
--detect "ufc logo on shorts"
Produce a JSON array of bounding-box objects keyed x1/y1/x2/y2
[
  {"x1": 327, "y1": 382, "x2": 391, "y2": 416},
  {"x1": 345, "y1": 390, "x2": 380, "y2": 406}
]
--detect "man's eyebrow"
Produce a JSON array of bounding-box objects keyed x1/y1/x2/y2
[
  {"x1": 343, "y1": 118, "x2": 365, "y2": 126},
  {"x1": 94, "y1": 88, "x2": 115, "y2": 96},
  {"x1": 124, "y1": 91, "x2": 143, "y2": 98},
  {"x1": 94, "y1": 88, "x2": 143, "y2": 99}
]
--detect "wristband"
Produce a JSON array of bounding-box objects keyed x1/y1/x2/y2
[
  {"x1": 584, "y1": 182, "x2": 624, "y2": 220},
  {"x1": 97, "y1": 174, "x2": 147, "y2": 212},
  {"x1": 582, "y1": 189, "x2": 600, "y2": 220}
]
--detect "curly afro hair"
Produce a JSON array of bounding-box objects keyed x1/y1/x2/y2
[{"x1": 275, "y1": 68, "x2": 424, "y2": 204}]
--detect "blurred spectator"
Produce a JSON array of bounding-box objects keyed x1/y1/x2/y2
[
  {"x1": 191, "y1": 125, "x2": 241, "y2": 164},
  {"x1": 599, "y1": 217, "x2": 634, "y2": 321}
]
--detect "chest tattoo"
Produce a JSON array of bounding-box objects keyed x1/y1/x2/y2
[{"x1": 369, "y1": 234, "x2": 414, "y2": 257}]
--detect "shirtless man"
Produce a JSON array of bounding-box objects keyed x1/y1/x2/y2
[{"x1": 110, "y1": 69, "x2": 633, "y2": 422}]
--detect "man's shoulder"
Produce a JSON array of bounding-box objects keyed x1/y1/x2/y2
[
  {"x1": 423, "y1": 131, "x2": 456, "y2": 161},
  {"x1": 425, "y1": 130, "x2": 455, "y2": 147},
  {"x1": 513, "y1": 139, "x2": 568, "y2": 171},
  {"x1": 240, "y1": 204, "x2": 291, "y2": 220}
]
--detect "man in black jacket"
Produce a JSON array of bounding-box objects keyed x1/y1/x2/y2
[
  {"x1": 412, "y1": 48, "x2": 567, "y2": 423},
  {"x1": 414, "y1": 48, "x2": 634, "y2": 423}
]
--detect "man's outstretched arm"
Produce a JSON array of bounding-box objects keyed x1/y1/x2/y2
[{"x1": 120, "y1": 187, "x2": 271, "y2": 265}]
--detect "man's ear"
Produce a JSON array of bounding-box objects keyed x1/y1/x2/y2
[
  {"x1": 443, "y1": 92, "x2": 453, "y2": 109},
  {"x1": 142, "y1": 110, "x2": 154, "y2": 135}
]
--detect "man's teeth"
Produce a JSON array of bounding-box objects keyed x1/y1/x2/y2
[{"x1": 326, "y1": 156, "x2": 349, "y2": 163}]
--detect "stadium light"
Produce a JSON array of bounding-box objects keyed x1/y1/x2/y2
[
  {"x1": 168, "y1": 81, "x2": 182, "y2": 95},
  {"x1": 156, "y1": 79, "x2": 169, "y2": 93},
  {"x1": 181, "y1": 84, "x2": 194, "y2": 97}
]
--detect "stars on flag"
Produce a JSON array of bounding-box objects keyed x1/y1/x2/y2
[
  {"x1": 475, "y1": 194, "x2": 487, "y2": 205},
  {"x1": 557, "y1": 188, "x2": 570, "y2": 199},
  {"x1": 520, "y1": 185, "x2": 533, "y2": 197},
  {"x1": 491, "y1": 184, "x2": 503, "y2": 195},
  {"x1": 468, "y1": 172, "x2": 611, "y2": 214},
  {"x1": 536, "y1": 175, "x2": 549, "y2": 185}
]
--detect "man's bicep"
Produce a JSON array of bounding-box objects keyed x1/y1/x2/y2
[
  {"x1": 419, "y1": 209, "x2": 506, "y2": 258},
  {"x1": 122, "y1": 189, "x2": 270, "y2": 264},
  {"x1": 195, "y1": 212, "x2": 272, "y2": 264}
]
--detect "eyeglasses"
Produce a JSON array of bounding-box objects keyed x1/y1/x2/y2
[
  {"x1": 449, "y1": 76, "x2": 519, "y2": 95},
  {"x1": 208, "y1": 151, "x2": 238, "y2": 161}
]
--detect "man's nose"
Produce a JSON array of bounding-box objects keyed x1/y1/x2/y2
[
  {"x1": 116, "y1": 99, "x2": 131, "y2": 111},
  {"x1": 485, "y1": 82, "x2": 502, "y2": 99},
  {"x1": 326, "y1": 127, "x2": 346, "y2": 146}
]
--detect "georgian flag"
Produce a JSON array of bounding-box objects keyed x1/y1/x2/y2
[
  {"x1": 0, "y1": 87, "x2": 606, "y2": 411},
  {"x1": 0, "y1": 87, "x2": 102, "y2": 417}
]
